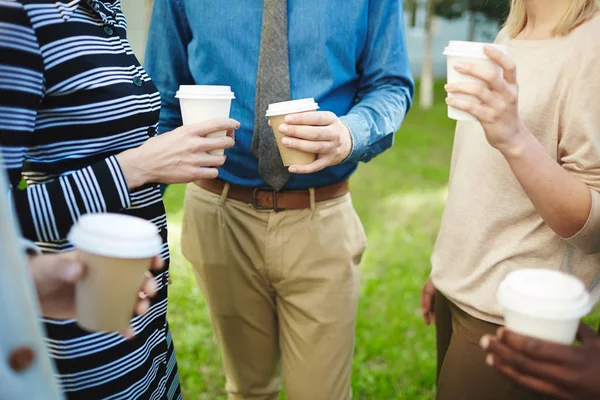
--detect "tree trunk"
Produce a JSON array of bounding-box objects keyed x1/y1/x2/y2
[
  {"x1": 467, "y1": 0, "x2": 477, "y2": 41},
  {"x1": 419, "y1": 0, "x2": 435, "y2": 109},
  {"x1": 410, "y1": 0, "x2": 418, "y2": 28}
]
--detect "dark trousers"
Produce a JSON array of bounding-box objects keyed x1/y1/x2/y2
[{"x1": 435, "y1": 291, "x2": 547, "y2": 400}]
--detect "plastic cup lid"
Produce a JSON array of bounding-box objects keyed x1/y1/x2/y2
[
  {"x1": 265, "y1": 98, "x2": 319, "y2": 117},
  {"x1": 68, "y1": 213, "x2": 162, "y2": 259},
  {"x1": 175, "y1": 85, "x2": 235, "y2": 100},
  {"x1": 497, "y1": 269, "x2": 592, "y2": 320},
  {"x1": 443, "y1": 40, "x2": 508, "y2": 59}
]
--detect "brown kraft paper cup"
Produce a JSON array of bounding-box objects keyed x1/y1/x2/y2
[
  {"x1": 271, "y1": 112, "x2": 317, "y2": 167},
  {"x1": 76, "y1": 251, "x2": 151, "y2": 333}
]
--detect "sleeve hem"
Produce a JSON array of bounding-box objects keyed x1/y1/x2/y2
[{"x1": 565, "y1": 189, "x2": 600, "y2": 255}]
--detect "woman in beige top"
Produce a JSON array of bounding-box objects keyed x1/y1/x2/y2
[{"x1": 420, "y1": 0, "x2": 600, "y2": 399}]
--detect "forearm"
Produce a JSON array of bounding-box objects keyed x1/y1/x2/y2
[
  {"x1": 502, "y1": 129, "x2": 592, "y2": 238},
  {"x1": 341, "y1": 84, "x2": 412, "y2": 163},
  {"x1": 11, "y1": 156, "x2": 131, "y2": 242}
]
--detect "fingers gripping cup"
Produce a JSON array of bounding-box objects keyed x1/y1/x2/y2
[
  {"x1": 443, "y1": 41, "x2": 508, "y2": 122},
  {"x1": 68, "y1": 213, "x2": 162, "y2": 332},
  {"x1": 266, "y1": 98, "x2": 319, "y2": 167},
  {"x1": 497, "y1": 269, "x2": 592, "y2": 345},
  {"x1": 175, "y1": 85, "x2": 236, "y2": 156}
]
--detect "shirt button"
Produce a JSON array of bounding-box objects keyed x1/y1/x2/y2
[
  {"x1": 103, "y1": 25, "x2": 114, "y2": 35},
  {"x1": 147, "y1": 127, "x2": 156, "y2": 137},
  {"x1": 8, "y1": 347, "x2": 36, "y2": 373},
  {"x1": 132, "y1": 76, "x2": 143, "y2": 87}
]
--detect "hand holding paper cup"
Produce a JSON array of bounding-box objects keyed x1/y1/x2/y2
[
  {"x1": 176, "y1": 85, "x2": 236, "y2": 155},
  {"x1": 497, "y1": 269, "x2": 592, "y2": 345},
  {"x1": 266, "y1": 98, "x2": 319, "y2": 166},
  {"x1": 443, "y1": 41, "x2": 508, "y2": 122},
  {"x1": 68, "y1": 213, "x2": 163, "y2": 333}
]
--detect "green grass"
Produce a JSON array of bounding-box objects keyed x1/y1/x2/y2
[{"x1": 163, "y1": 82, "x2": 599, "y2": 399}]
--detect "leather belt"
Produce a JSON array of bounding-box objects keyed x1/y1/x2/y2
[{"x1": 195, "y1": 179, "x2": 349, "y2": 211}]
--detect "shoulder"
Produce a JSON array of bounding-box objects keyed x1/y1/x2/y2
[
  {"x1": 568, "y1": 16, "x2": 600, "y2": 76},
  {"x1": 494, "y1": 27, "x2": 511, "y2": 44},
  {"x1": 0, "y1": 1, "x2": 34, "y2": 33},
  {"x1": 0, "y1": 0, "x2": 25, "y2": 11}
]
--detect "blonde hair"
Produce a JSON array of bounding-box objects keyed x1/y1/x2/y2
[{"x1": 504, "y1": 0, "x2": 600, "y2": 37}]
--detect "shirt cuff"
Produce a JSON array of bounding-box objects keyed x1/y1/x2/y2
[
  {"x1": 565, "y1": 189, "x2": 600, "y2": 255},
  {"x1": 20, "y1": 238, "x2": 41, "y2": 256},
  {"x1": 339, "y1": 113, "x2": 370, "y2": 163}
]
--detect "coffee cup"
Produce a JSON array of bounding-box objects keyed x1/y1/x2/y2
[
  {"x1": 68, "y1": 213, "x2": 162, "y2": 333},
  {"x1": 443, "y1": 41, "x2": 508, "y2": 122},
  {"x1": 266, "y1": 98, "x2": 319, "y2": 166},
  {"x1": 497, "y1": 269, "x2": 592, "y2": 344},
  {"x1": 176, "y1": 85, "x2": 236, "y2": 155}
]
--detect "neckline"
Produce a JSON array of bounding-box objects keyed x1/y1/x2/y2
[{"x1": 507, "y1": 12, "x2": 600, "y2": 48}]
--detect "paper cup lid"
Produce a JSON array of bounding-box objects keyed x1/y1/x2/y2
[
  {"x1": 265, "y1": 98, "x2": 319, "y2": 117},
  {"x1": 443, "y1": 41, "x2": 508, "y2": 59},
  {"x1": 497, "y1": 269, "x2": 591, "y2": 320},
  {"x1": 68, "y1": 213, "x2": 162, "y2": 259},
  {"x1": 175, "y1": 85, "x2": 235, "y2": 100}
]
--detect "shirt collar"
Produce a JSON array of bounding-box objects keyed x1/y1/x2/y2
[{"x1": 86, "y1": 0, "x2": 118, "y2": 25}]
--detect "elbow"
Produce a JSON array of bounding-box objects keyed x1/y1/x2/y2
[
  {"x1": 562, "y1": 189, "x2": 600, "y2": 255},
  {"x1": 566, "y1": 236, "x2": 600, "y2": 256},
  {"x1": 563, "y1": 220, "x2": 600, "y2": 256}
]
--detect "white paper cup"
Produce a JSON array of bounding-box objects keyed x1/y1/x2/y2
[
  {"x1": 68, "y1": 213, "x2": 162, "y2": 332},
  {"x1": 497, "y1": 269, "x2": 592, "y2": 344},
  {"x1": 176, "y1": 85, "x2": 235, "y2": 156},
  {"x1": 443, "y1": 41, "x2": 508, "y2": 122},
  {"x1": 266, "y1": 98, "x2": 319, "y2": 166}
]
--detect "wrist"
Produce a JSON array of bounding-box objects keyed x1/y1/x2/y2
[
  {"x1": 497, "y1": 124, "x2": 533, "y2": 160},
  {"x1": 340, "y1": 123, "x2": 353, "y2": 161},
  {"x1": 116, "y1": 147, "x2": 149, "y2": 189}
]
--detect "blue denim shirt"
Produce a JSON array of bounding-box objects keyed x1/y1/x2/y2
[{"x1": 145, "y1": 0, "x2": 414, "y2": 189}]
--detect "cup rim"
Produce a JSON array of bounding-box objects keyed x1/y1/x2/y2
[
  {"x1": 265, "y1": 98, "x2": 319, "y2": 117},
  {"x1": 497, "y1": 269, "x2": 592, "y2": 320},
  {"x1": 68, "y1": 213, "x2": 162, "y2": 259},
  {"x1": 175, "y1": 85, "x2": 235, "y2": 100},
  {"x1": 443, "y1": 41, "x2": 508, "y2": 58}
]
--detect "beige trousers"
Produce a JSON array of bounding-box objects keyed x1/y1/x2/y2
[{"x1": 181, "y1": 183, "x2": 367, "y2": 400}]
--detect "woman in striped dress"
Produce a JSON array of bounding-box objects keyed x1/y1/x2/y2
[{"x1": 0, "y1": 0, "x2": 239, "y2": 398}]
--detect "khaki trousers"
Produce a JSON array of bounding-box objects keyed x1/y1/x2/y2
[
  {"x1": 436, "y1": 291, "x2": 548, "y2": 400},
  {"x1": 181, "y1": 183, "x2": 367, "y2": 400}
]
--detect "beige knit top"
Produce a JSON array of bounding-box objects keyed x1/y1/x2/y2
[{"x1": 431, "y1": 17, "x2": 600, "y2": 325}]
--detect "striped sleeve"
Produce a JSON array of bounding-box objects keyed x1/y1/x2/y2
[{"x1": 0, "y1": 0, "x2": 131, "y2": 242}]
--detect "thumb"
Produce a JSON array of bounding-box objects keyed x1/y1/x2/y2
[
  {"x1": 577, "y1": 323, "x2": 597, "y2": 343},
  {"x1": 30, "y1": 254, "x2": 84, "y2": 293}
]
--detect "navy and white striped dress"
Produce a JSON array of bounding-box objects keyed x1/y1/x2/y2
[{"x1": 0, "y1": 0, "x2": 182, "y2": 398}]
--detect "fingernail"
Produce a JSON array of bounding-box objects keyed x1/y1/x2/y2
[
  {"x1": 284, "y1": 115, "x2": 293, "y2": 123},
  {"x1": 282, "y1": 137, "x2": 291, "y2": 146},
  {"x1": 279, "y1": 124, "x2": 288, "y2": 133},
  {"x1": 445, "y1": 97, "x2": 451, "y2": 104},
  {"x1": 63, "y1": 263, "x2": 81, "y2": 281},
  {"x1": 486, "y1": 354, "x2": 494, "y2": 366},
  {"x1": 289, "y1": 167, "x2": 297, "y2": 173},
  {"x1": 480, "y1": 335, "x2": 490, "y2": 350},
  {"x1": 455, "y1": 63, "x2": 465, "y2": 70},
  {"x1": 139, "y1": 291, "x2": 148, "y2": 299},
  {"x1": 497, "y1": 328, "x2": 505, "y2": 339}
]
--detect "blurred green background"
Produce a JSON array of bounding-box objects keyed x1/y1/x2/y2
[{"x1": 163, "y1": 83, "x2": 600, "y2": 399}]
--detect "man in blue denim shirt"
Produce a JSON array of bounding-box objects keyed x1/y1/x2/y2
[{"x1": 146, "y1": 1, "x2": 413, "y2": 398}]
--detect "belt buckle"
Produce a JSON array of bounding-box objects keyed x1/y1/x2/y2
[{"x1": 252, "y1": 187, "x2": 279, "y2": 211}]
